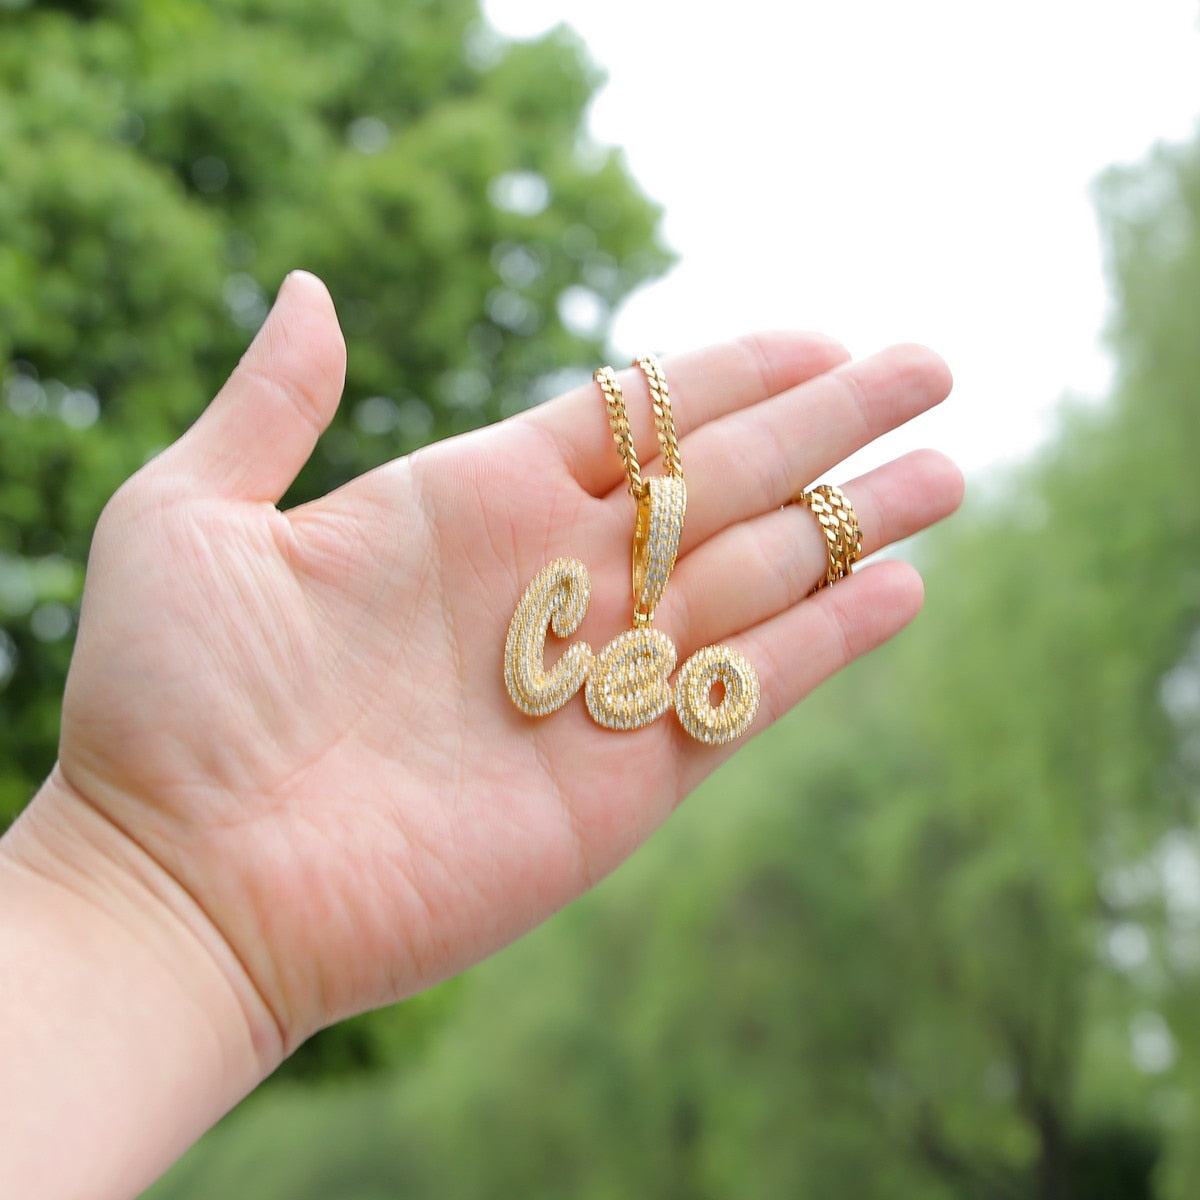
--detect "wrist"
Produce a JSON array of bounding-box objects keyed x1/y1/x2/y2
[{"x1": 0, "y1": 768, "x2": 282, "y2": 1199}]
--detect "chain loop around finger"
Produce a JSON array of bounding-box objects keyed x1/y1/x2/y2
[{"x1": 794, "y1": 483, "x2": 862, "y2": 589}]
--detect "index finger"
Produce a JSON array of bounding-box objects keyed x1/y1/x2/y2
[{"x1": 520, "y1": 331, "x2": 851, "y2": 498}]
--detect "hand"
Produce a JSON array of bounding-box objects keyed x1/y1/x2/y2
[{"x1": 20, "y1": 271, "x2": 962, "y2": 1066}]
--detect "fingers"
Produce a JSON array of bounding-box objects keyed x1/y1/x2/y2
[
  {"x1": 669, "y1": 557, "x2": 926, "y2": 791},
  {"x1": 676, "y1": 343, "x2": 953, "y2": 551},
  {"x1": 661, "y1": 449, "x2": 963, "y2": 652},
  {"x1": 744, "y1": 559, "x2": 927, "y2": 729},
  {"x1": 158, "y1": 271, "x2": 347, "y2": 503},
  {"x1": 526, "y1": 332, "x2": 852, "y2": 497}
]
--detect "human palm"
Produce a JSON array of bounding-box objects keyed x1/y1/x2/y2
[{"x1": 50, "y1": 272, "x2": 961, "y2": 1059}]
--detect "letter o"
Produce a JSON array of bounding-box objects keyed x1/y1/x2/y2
[{"x1": 674, "y1": 644, "x2": 760, "y2": 745}]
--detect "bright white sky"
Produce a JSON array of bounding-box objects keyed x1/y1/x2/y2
[{"x1": 484, "y1": 0, "x2": 1200, "y2": 480}]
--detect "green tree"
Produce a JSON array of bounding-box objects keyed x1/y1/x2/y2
[
  {"x1": 0, "y1": 0, "x2": 668, "y2": 1074},
  {"x1": 1090, "y1": 131, "x2": 1200, "y2": 1200}
]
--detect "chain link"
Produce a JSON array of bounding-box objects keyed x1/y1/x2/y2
[
  {"x1": 633, "y1": 354, "x2": 683, "y2": 482},
  {"x1": 795, "y1": 484, "x2": 862, "y2": 589},
  {"x1": 594, "y1": 365, "x2": 644, "y2": 500},
  {"x1": 595, "y1": 354, "x2": 683, "y2": 500}
]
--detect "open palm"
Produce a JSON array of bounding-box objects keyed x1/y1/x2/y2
[{"x1": 54, "y1": 272, "x2": 961, "y2": 1059}]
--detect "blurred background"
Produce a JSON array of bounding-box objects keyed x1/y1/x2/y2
[{"x1": 1, "y1": 0, "x2": 1199, "y2": 1196}]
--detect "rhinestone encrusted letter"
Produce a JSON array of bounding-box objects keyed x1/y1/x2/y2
[
  {"x1": 504, "y1": 558, "x2": 594, "y2": 716},
  {"x1": 674, "y1": 644, "x2": 760, "y2": 745},
  {"x1": 584, "y1": 626, "x2": 677, "y2": 731}
]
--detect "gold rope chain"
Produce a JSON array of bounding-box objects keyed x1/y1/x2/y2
[
  {"x1": 633, "y1": 353, "x2": 684, "y2": 483},
  {"x1": 594, "y1": 365, "x2": 643, "y2": 500},
  {"x1": 594, "y1": 355, "x2": 683, "y2": 500}
]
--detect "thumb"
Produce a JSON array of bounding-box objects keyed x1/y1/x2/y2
[{"x1": 165, "y1": 270, "x2": 347, "y2": 503}]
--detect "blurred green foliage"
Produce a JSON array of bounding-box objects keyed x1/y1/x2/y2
[
  {"x1": 146, "y1": 118, "x2": 1200, "y2": 1197},
  {"x1": 0, "y1": 0, "x2": 669, "y2": 1075}
]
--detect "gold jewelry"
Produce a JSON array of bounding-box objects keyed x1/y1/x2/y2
[
  {"x1": 594, "y1": 365, "x2": 643, "y2": 501},
  {"x1": 503, "y1": 353, "x2": 758, "y2": 744},
  {"x1": 633, "y1": 474, "x2": 687, "y2": 627},
  {"x1": 675, "y1": 644, "x2": 761, "y2": 745},
  {"x1": 795, "y1": 484, "x2": 862, "y2": 589},
  {"x1": 593, "y1": 355, "x2": 684, "y2": 501},
  {"x1": 632, "y1": 354, "x2": 683, "y2": 483},
  {"x1": 597, "y1": 355, "x2": 758, "y2": 742},
  {"x1": 598, "y1": 357, "x2": 687, "y2": 627},
  {"x1": 585, "y1": 626, "x2": 677, "y2": 731},
  {"x1": 588, "y1": 356, "x2": 687, "y2": 730},
  {"x1": 503, "y1": 558, "x2": 593, "y2": 716}
]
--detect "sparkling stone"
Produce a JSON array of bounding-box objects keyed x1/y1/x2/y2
[
  {"x1": 675, "y1": 644, "x2": 760, "y2": 745},
  {"x1": 585, "y1": 626, "x2": 677, "y2": 731},
  {"x1": 504, "y1": 558, "x2": 593, "y2": 716}
]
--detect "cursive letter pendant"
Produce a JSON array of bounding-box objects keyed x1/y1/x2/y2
[
  {"x1": 585, "y1": 626, "x2": 677, "y2": 731},
  {"x1": 503, "y1": 558, "x2": 593, "y2": 717},
  {"x1": 503, "y1": 355, "x2": 758, "y2": 744},
  {"x1": 674, "y1": 643, "x2": 760, "y2": 745},
  {"x1": 502, "y1": 554, "x2": 759, "y2": 744}
]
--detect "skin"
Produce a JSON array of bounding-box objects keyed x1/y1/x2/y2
[{"x1": 0, "y1": 271, "x2": 963, "y2": 1198}]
